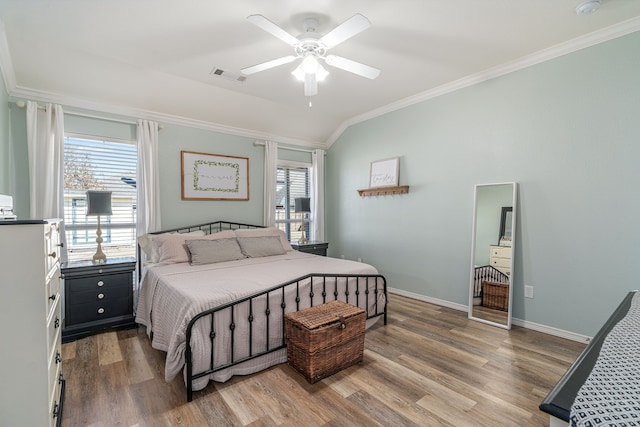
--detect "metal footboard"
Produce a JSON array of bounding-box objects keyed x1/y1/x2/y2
[
  {"x1": 472, "y1": 265, "x2": 509, "y2": 298},
  {"x1": 184, "y1": 273, "x2": 387, "y2": 401}
]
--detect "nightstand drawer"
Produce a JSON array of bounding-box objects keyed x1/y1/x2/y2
[
  {"x1": 291, "y1": 241, "x2": 329, "y2": 256},
  {"x1": 66, "y1": 296, "x2": 131, "y2": 325},
  {"x1": 65, "y1": 272, "x2": 131, "y2": 293},
  {"x1": 66, "y1": 276, "x2": 130, "y2": 303}
]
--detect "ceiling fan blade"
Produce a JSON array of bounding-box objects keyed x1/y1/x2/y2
[
  {"x1": 325, "y1": 55, "x2": 380, "y2": 79},
  {"x1": 247, "y1": 14, "x2": 299, "y2": 46},
  {"x1": 320, "y1": 13, "x2": 371, "y2": 49},
  {"x1": 240, "y1": 56, "x2": 297, "y2": 75}
]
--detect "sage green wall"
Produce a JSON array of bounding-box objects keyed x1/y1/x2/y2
[
  {"x1": 326, "y1": 31, "x2": 640, "y2": 336},
  {"x1": 156, "y1": 123, "x2": 264, "y2": 229}
]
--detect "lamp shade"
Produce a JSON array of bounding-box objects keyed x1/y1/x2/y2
[
  {"x1": 294, "y1": 197, "x2": 310, "y2": 213},
  {"x1": 86, "y1": 191, "x2": 112, "y2": 216}
]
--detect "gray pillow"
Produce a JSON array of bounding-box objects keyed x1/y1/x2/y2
[
  {"x1": 186, "y1": 238, "x2": 245, "y2": 265},
  {"x1": 236, "y1": 236, "x2": 286, "y2": 258}
]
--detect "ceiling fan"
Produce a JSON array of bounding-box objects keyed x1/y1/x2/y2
[{"x1": 241, "y1": 13, "x2": 380, "y2": 100}]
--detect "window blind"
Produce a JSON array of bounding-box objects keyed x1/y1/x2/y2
[
  {"x1": 275, "y1": 165, "x2": 310, "y2": 241},
  {"x1": 63, "y1": 136, "x2": 137, "y2": 261}
]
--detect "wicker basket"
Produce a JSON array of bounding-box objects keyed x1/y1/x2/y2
[
  {"x1": 285, "y1": 300, "x2": 366, "y2": 383},
  {"x1": 482, "y1": 280, "x2": 509, "y2": 311}
]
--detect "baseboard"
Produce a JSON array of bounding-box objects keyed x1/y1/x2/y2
[
  {"x1": 388, "y1": 287, "x2": 468, "y2": 312},
  {"x1": 510, "y1": 317, "x2": 590, "y2": 344},
  {"x1": 387, "y1": 287, "x2": 590, "y2": 344}
]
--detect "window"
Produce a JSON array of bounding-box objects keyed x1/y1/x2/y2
[
  {"x1": 63, "y1": 135, "x2": 137, "y2": 261},
  {"x1": 275, "y1": 164, "x2": 310, "y2": 242}
]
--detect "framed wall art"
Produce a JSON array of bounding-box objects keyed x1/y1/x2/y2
[
  {"x1": 369, "y1": 157, "x2": 399, "y2": 188},
  {"x1": 181, "y1": 151, "x2": 249, "y2": 200}
]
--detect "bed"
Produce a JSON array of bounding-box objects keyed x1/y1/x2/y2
[
  {"x1": 135, "y1": 221, "x2": 388, "y2": 401},
  {"x1": 540, "y1": 291, "x2": 639, "y2": 426}
]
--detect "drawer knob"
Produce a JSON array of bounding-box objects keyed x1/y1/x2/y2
[
  {"x1": 49, "y1": 252, "x2": 57, "y2": 258},
  {"x1": 55, "y1": 351, "x2": 62, "y2": 364},
  {"x1": 98, "y1": 293, "x2": 105, "y2": 299},
  {"x1": 49, "y1": 294, "x2": 56, "y2": 301},
  {"x1": 98, "y1": 307, "x2": 105, "y2": 314},
  {"x1": 54, "y1": 317, "x2": 60, "y2": 329},
  {"x1": 97, "y1": 280, "x2": 104, "y2": 287},
  {"x1": 56, "y1": 242, "x2": 64, "y2": 248}
]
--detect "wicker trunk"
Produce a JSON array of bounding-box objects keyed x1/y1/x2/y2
[
  {"x1": 285, "y1": 300, "x2": 366, "y2": 383},
  {"x1": 482, "y1": 280, "x2": 509, "y2": 311}
]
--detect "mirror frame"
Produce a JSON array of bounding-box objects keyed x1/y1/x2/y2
[{"x1": 468, "y1": 182, "x2": 518, "y2": 329}]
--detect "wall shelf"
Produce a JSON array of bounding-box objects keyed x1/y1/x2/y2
[{"x1": 357, "y1": 185, "x2": 410, "y2": 197}]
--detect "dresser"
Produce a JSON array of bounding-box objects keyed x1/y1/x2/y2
[
  {"x1": 0, "y1": 220, "x2": 65, "y2": 427},
  {"x1": 62, "y1": 257, "x2": 136, "y2": 342},
  {"x1": 489, "y1": 245, "x2": 512, "y2": 276},
  {"x1": 290, "y1": 241, "x2": 329, "y2": 256}
]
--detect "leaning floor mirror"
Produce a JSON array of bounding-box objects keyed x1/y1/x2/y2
[{"x1": 468, "y1": 182, "x2": 518, "y2": 329}]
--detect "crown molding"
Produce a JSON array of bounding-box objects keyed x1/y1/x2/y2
[
  {"x1": 7, "y1": 84, "x2": 324, "y2": 149},
  {"x1": 325, "y1": 16, "x2": 640, "y2": 147}
]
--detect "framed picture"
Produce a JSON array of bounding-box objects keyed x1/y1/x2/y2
[
  {"x1": 369, "y1": 157, "x2": 399, "y2": 188},
  {"x1": 181, "y1": 151, "x2": 249, "y2": 200}
]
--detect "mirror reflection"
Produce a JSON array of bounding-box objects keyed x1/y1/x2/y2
[{"x1": 469, "y1": 183, "x2": 517, "y2": 329}]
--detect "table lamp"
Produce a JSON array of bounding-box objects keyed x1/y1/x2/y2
[
  {"x1": 86, "y1": 190, "x2": 112, "y2": 264},
  {"x1": 294, "y1": 197, "x2": 310, "y2": 245}
]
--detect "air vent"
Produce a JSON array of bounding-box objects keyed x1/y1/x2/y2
[{"x1": 210, "y1": 67, "x2": 247, "y2": 83}]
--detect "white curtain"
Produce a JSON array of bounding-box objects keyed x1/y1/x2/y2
[
  {"x1": 311, "y1": 148, "x2": 325, "y2": 241},
  {"x1": 263, "y1": 140, "x2": 278, "y2": 227},
  {"x1": 26, "y1": 101, "x2": 68, "y2": 260},
  {"x1": 136, "y1": 120, "x2": 161, "y2": 239}
]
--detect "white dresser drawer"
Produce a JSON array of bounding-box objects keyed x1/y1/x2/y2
[
  {"x1": 490, "y1": 245, "x2": 512, "y2": 259},
  {"x1": 45, "y1": 222, "x2": 61, "y2": 273},
  {"x1": 48, "y1": 327, "x2": 62, "y2": 390},
  {"x1": 49, "y1": 332, "x2": 62, "y2": 426},
  {"x1": 46, "y1": 265, "x2": 61, "y2": 316},
  {"x1": 491, "y1": 258, "x2": 511, "y2": 269},
  {"x1": 47, "y1": 297, "x2": 62, "y2": 358},
  {"x1": 49, "y1": 365, "x2": 62, "y2": 426}
]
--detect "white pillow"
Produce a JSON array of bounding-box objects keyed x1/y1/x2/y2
[
  {"x1": 155, "y1": 230, "x2": 234, "y2": 264},
  {"x1": 138, "y1": 230, "x2": 206, "y2": 263},
  {"x1": 234, "y1": 227, "x2": 293, "y2": 251}
]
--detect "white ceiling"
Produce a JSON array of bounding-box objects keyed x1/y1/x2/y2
[{"x1": 0, "y1": 1, "x2": 639, "y2": 147}]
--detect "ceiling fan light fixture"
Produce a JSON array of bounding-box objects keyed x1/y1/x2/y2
[{"x1": 291, "y1": 56, "x2": 328, "y2": 82}]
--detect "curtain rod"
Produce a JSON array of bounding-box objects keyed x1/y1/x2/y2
[{"x1": 253, "y1": 140, "x2": 323, "y2": 154}]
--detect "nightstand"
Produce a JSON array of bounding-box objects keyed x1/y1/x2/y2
[
  {"x1": 290, "y1": 241, "x2": 329, "y2": 256},
  {"x1": 62, "y1": 257, "x2": 137, "y2": 342}
]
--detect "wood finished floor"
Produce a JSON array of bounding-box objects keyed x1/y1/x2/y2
[{"x1": 61, "y1": 294, "x2": 585, "y2": 426}]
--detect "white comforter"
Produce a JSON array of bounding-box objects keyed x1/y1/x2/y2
[{"x1": 135, "y1": 251, "x2": 385, "y2": 390}]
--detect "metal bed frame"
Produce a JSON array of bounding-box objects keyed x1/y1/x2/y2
[{"x1": 137, "y1": 221, "x2": 388, "y2": 402}]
